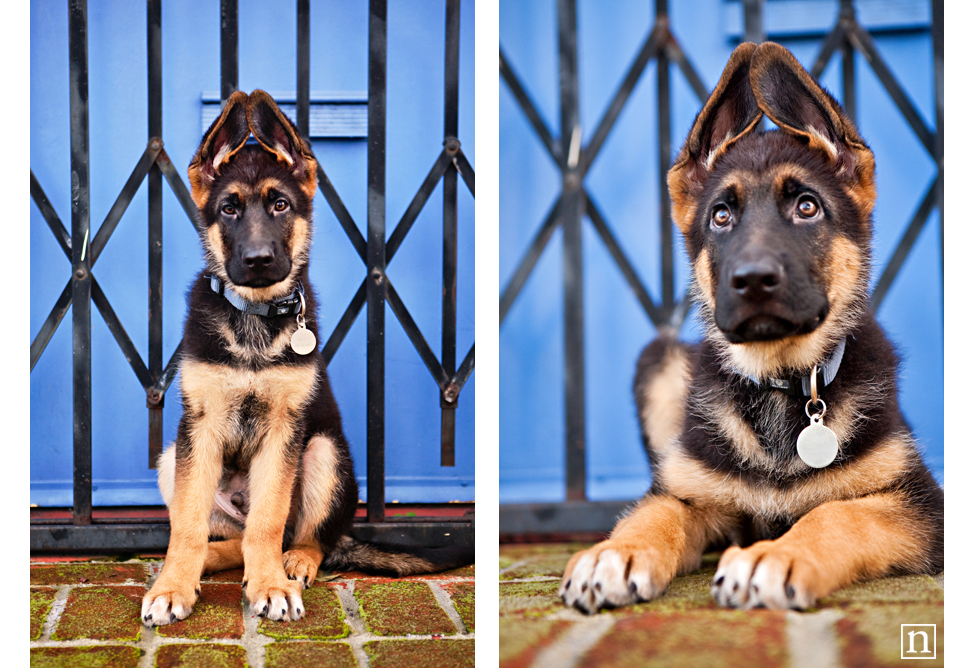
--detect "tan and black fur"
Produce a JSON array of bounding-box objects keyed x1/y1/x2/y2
[
  {"x1": 142, "y1": 90, "x2": 471, "y2": 627},
  {"x1": 559, "y1": 43, "x2": 942, "y2": 613}
]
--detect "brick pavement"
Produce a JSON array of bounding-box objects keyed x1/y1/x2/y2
[
  {"x1": 499, "y1": 543, "x2": 943, "y2": 667},
  {"x1": 30, "y1": 556, "x2": 474, "y2": 667}
]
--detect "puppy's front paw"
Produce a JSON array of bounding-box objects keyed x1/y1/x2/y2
[
  {"x1": 141, "y1": 577, "x2": 200, "y2": 626},
  {"x1": 559, "y1": 541, "x2": 672, "y2": 614},
  {"x1": 712, "y1": 543, "x2": 821, "y2": 610},
  {"x1": 245, "y1": 572, "x2": 306, "y2": 622}
]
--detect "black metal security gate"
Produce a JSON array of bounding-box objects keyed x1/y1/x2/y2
[
  {"x1": 31, "y1": 0, "x2": 474, "y2": 551},
  {"x1": 499, "y1": 0, "x2": 942, "y2": 536}
]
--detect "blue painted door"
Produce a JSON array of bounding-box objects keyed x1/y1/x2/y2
[
  {"x1": 499, "y1": 0, "x2": 941, "y2": 502},
  {"x1": 31, "y1": 0, "x2": 476, "y2": 506}
]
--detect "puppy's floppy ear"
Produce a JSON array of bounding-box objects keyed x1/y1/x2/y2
[
  {"x1": 749, "y1": 42, "x2": 875, "y2": 215},
  {"x1": 668, "y1": 42, "x2": 762, "y2": 234},
  {"x1": 188, "y1": 90, "x2": 251, "y2": 209},
  {"x1": 246, "y1": 89, "x2": 318, "y2": 197}
]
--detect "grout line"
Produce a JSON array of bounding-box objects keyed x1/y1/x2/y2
[
  {"x1": 242, "y1": 590, "x2": 274, "y2": 668},
  {"x1": 786, "y1": 609, "x2": 844, "y2": 668},
  {"x1": 39, "y1": 586, "x2": 72, "y2": 642},
  {"x1": 335, "y1": 581, "x2": 372, "y2": 668},
  {"x1": 499, "y1": 559, "x2": 531, "y2": 576},
  {"x1": 530, "y1": 613, "x2": 614, "y2": 668},
  {"x1": 136, "y1": 618, "x2": 160, "y2": 668},
  {"x1": 427, "y1": 580, "x2": 467, "y2": 634},
  {"x1": 499, "y1": 576, "x2": 560, "y2": 583}
]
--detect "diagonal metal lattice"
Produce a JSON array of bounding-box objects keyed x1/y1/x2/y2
[{"x1": 30, "y1": 0, "x2": 476, "y2": 541}]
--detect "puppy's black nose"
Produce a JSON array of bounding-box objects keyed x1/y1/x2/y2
[
  {"x1": 729, "y1": 258, "x2": 784, "y2": 299},
  {"x1": 243, "y1": 244, "x2": 275, "y2": 271}
]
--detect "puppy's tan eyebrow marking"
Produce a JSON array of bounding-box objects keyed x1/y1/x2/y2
[{"x1": 259, "y1": 178, "x2": 285, "y2": 200}]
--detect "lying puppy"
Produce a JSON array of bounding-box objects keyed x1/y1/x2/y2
[{"x1": 560, "y1": 42, "x2": 943, "y2": 613}]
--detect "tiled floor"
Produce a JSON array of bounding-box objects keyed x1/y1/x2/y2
[
  {"x1": 30, "y1": 555, "x2": 474, "y2": 667},
  {"x1": 499, "y1": 543, "x2": 943, "y2": 668}
]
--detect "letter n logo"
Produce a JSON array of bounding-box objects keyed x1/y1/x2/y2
[{"x1": 901, "y1": 624, "x2": 937, "y2": 659}]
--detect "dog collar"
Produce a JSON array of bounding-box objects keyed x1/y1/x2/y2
[
  {"x1": 740, "y1": 336, "x2": 846, "y2": 397},
  {"x1": 209, "y1": 276, "x2": 304, "y2": 318}
]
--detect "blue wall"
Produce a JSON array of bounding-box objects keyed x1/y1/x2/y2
[
  {"x1": 499, "y1": 0, "x2": 941, "y2": 502},
  {"x1": 30, "y1": 0, "x2": 476, "y2": 505}
]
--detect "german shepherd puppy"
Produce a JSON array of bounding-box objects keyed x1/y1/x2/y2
[
  {"x1": 559, "y1": 43, "x2": 943, "y2": 613},
  {"x1": 141, "y1": 90, "x2": 471, "y2": 626}
]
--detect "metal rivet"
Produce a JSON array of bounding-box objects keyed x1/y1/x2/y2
[{"x1": 74, "y1": 268, "x2": 87, "y2": 280}]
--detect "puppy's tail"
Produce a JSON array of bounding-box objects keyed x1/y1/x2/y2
[{"x1": 321, "y1": 535, "x2": 473, "y2": 576}]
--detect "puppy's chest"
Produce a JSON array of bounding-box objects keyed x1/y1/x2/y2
[{"x1": 180, "y1": 358, "x2": 318, "y2": 443}]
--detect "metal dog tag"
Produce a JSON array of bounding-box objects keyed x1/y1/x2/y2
[
  {"x1": 290, "y1": 326, "x2": 316, "y2": 355},
  {"x1": 290, "y1": 291, "x2": 316, "y2": 355},
  {"x1": 796, "y1": 415, "x2": 838, "y2": 468}
]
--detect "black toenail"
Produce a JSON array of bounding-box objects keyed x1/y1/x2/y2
[
  {"x1": 594, "y1": 582, "x2": 602, "y2": 592},
  {"x1": 714, "y1": 575, "x2": 724, "y2": 586},
  {"x1": 145, "y1": 614, "x2": 152, "y2": 622},
  {"x1": 732, "y1": 582, "x2": 739, "y2": 592},
  {"x1": 195, "y1": 587, "x2": 201, "y2": 596},
  {"x1": 752, "y1": 585, "x2": 759, "y2": 594},
  {"x1": 263, "y1": 605, "x2": 269, "y2": 614},
  {"x1": 304, "y1": 576, "x2": 309, "y2": 584},
  {"x1": 242, "y1": 580, "x2": 248, "y2": 588},
  {"x1": 786, "y1": 584, "x2": 795, "y2": 599},
  {"x1": 629, "y1": 581, "x2": 638, "y2": 594},
  {"x1": 170, "y1": 613, "x2": 175, "y2": 623},
  {"x1": 288, "y1": 575, "x2": 295, "y2": 580}
]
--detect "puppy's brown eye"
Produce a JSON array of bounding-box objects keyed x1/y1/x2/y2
[
  {"x1": 222, "y1": 204, "x2": 235, "y2": 216},
  {"x1": 711, "y1": 206, "x2": 732, "y2": 229},
  {"x1": 796, "y1": 196, "x2": 820, "y2": 219},
  {"x1": 274, "y1": 199, "x2": 288, "y2": 212}
]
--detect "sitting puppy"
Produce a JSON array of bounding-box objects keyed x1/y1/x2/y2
[
  {"x1": 559, "y1": 42, "x2": 943, "y2": 613},
  {"x1": 142, "y1": 90, "x2": 471, "y2": 626}
]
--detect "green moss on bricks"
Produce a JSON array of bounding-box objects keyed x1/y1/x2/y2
[
  {"x1": 443, "y1": 582, "x2": 475, "y2": 632},
  {"x1": 30, "y1": 563, "x2": 149, "y2": 586},
  {"x1": 30, "y1": 646, "x2": 142, "y2": 668},
  {"x1": 265, "y1": 642, "x2": 357, "y2": 668},
  {"x1": 582, "y1": 610, "x2": 789, "y2": 668},
  {"x1": 355, "y1": 581, "x2": 455, "y2": 636},
  {"x1": 30, "y1": 588, "x2": 56, "y2": 640},
  {"x1": 154, "y1": 644, "x2": 247, "y2": 668},
  {"x1": 499, "y1": 543, "x2": 594, "y2": 580},
  {"x1": 618, "y1": 573, "x2": 719, "y2": 614},
  {"x1": 822, "y1": 575, "x2": 945, "y2": 605},
  {"x1": 259, "y1": 584, "x2": 350, "y2": 640},
  {"x1": 154, "y1": 583, "x2": 244, "y2": 640},
  {"x1": 51, "y1": 586, "x2": 144, "y2": 642},
  {"x1": 499, "y1": 581, "x2": 562, "y2": 618},
  {"x1": 364, "y1": 639, "x2": 475, "y2": 668}
]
